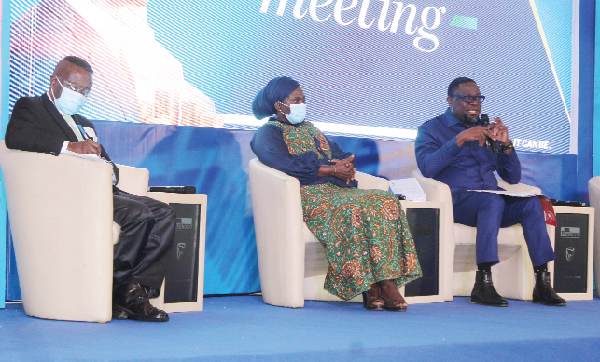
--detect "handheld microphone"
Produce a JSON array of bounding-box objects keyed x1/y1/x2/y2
[{"x1": 480, "y1": 114, "x2": 498, "y2": 155}]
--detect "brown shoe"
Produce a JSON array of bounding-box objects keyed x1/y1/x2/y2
[
  {"x1": 379, "y1": 279, "x2": 407, "y2": 312},
  {"x1": 113, "y1": 283, "x2": 169, "y2": 322},
  {"x1": 362, "y1": 283, "x2": 384, "y2": 311}
]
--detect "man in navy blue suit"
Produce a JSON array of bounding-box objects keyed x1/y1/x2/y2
[{"x1": 415, "y1": 77, "x2": 565, "y2": 307}]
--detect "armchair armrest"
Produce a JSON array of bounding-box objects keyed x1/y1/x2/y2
[
  {"x1": 588, "y1": 177, "x2": 600, "y2": 297},
  {"x1": 249, "y1": 158, "x2": 306, "y2": 307},
  {"x1": 0, "y1": 142, "x2": 114, "y2": 322},
  {"x1": 355, "y1": 171, "x2": 389, "y2": 191},
  {"x1": 116, "y1": 164, "x2": 149, "y2": 196},
  {"x1": 412, "y1": 169, "x2": 453, "y2": 204}
]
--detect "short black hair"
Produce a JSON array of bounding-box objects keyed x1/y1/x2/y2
[
  {"x1": 447, "y1": 77, "x2": 475, "y2": 97},
  {"x1": 60, "y1": 56, "x2": 93, "y2": 74}
]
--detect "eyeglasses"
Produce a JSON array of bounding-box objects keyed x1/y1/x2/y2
[
  {"x1": 451, "y1": 94, "x2": 485, "y2": 104},
  {"x1": 56, "y1": 76, "x2": 91, "y2": 97}
]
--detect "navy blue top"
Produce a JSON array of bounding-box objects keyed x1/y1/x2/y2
[
  {"x1": 250, "y1": 118, "x2": 358, "y2": 188},
  {"x1": 415, "y1": 108, "x2": 521, "y2": 204}
]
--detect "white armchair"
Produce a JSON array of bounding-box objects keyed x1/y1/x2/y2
[
  {"x1": 249, "y1": 158, "x2": 389, "y2": 308},
  {"x1": 412, "y1": 169, "x2": 544, "y2": 301},
  {"x1": 0, "y1": 141, "x2": 149, "y2": 323},
  {"x1": 587, "y1": 176, "x2": 600, "y2": 297}
]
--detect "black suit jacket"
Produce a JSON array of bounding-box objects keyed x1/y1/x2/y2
[{"x1": 6, "y1": 93, "x2": 119, "y2": 183}]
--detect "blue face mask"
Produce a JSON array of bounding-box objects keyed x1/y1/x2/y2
[
  {"x1": 52, "y1": 78, "x2": 88, "y2": 115},
  {"x1": 281, "y1": 103, "x2": 306, "y2": 124}
]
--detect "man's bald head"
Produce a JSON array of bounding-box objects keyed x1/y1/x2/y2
[{"x1": 52, "y1": 56, "x2": 93, "y2": 77}]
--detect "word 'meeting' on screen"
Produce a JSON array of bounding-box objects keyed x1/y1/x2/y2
[{"x1": 259, "y1": 0, "x2": 447, "y2": 52}]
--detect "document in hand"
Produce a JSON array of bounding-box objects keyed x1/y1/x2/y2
[{"x1": 62, "y1": 150, "x2": 106, "y2": 163}]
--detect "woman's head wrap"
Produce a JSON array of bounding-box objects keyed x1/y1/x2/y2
[{"x1": 252, "y1": 76, "x2": 301, "y2": 119}]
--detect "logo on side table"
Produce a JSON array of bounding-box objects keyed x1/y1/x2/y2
[
  {"x1": 565, "y1": 247, "x2": 575, "y2": 262},
  {"x1": 176, "y1": 218, "x2": 193, "y2": 230},
  {"x1": 177, "y1": 243, "x2": 186, "y2": 261},
  {"x1": 561, "y1": 227, "x2": 580, "y2": 238}
]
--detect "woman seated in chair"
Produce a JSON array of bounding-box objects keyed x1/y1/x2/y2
[{"x1": 250, "y1": 76, "x2": 422, "y2": 311}]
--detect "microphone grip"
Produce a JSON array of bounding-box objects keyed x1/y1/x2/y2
[{"x1": 480, "y1": 114, "x2": 498, "y2": 155}]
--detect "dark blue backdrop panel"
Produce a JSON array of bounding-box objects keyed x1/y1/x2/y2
[
  {"x1": 4, "y1": 122, "x2": 582, "y2": 299},
  {"x1": 94, "y1": 122, "x2": 260, "y2": 295},
  {"x1": 578, "y1": 0, "x2": 595, "y2": 200},
  {"x1": 518, "y1": 152, "x2": 579, "y2": 202},
  {"x1": 5, "y1": 229, "x2": 20, "y2": 301}
]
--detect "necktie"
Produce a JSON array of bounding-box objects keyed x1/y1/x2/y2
[{"x1": 64, "y1": 114, "x2": 84, "y2": 142}]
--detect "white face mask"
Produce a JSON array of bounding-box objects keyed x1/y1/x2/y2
[
  {"x1": 51, "y1": 78, "x2": 88, "y2": 115},
  {"x1": 280, "y1": 102, "x2": 306, "y2": 124}
]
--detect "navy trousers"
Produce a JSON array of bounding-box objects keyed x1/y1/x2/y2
[{"x1": 453, "y1": 192, "x2": 555, "y2": 267}]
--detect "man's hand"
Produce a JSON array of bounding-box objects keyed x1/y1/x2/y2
[
  {"x1": 66, "y1": 140, "x2": 102, "y2": 155},
  {"x1": 456, "y1": 126, "x2": 495, "y2": 147},
  {"x1": 333, "y1": 154, "x2": 356, "y2": 184},
  {"x1": 488, "y1": 118, "x2": 510, "y2": 146}
]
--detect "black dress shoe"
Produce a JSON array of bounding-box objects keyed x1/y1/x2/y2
[
  {"x1": 470, "y1": 270, "x2": 509, "y2": 307},
  {"x1": 143, "y1": 285, "x2": 161, "y2": 299},
  {"x1": 113, "y1": 283, "x2": 169, "y2": 322},
  {"x1": 532, "y1": 271, "x2": 566, "y2": 306}
]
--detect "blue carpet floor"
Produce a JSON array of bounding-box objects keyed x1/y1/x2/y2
[{"x1": 1, "y1": 295, "x2": 600, "y2": 361}]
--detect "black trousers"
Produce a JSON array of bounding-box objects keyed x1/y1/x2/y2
[{"x1": 112, "y1": 190, "x2": 175, "y2": 291}]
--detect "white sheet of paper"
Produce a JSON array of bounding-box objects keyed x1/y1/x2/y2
[
  {"x1": 389, "y1": 178, "x2": 427, "y2": 201},
  {"x1": 467, "y1": 189, "x2": 540, "y2": 197},
  {"x1": 62, "y1": 150, "x2": 105, "y2": 162}
]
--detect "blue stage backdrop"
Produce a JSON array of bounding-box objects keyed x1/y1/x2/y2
[
  {"x1": 3, "y1": 0, "x2": 589, "y2": 298},
  {"x1": 8, "y1": 0, "x2": 575, "y2": 149}
]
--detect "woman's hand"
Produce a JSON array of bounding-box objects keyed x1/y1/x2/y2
[
  {"x1": 333, "y1": 154, "x2": 356, "y2": 184},
  {"x1": 318, "y1": 154, "x2": 356, "y2": 184}
]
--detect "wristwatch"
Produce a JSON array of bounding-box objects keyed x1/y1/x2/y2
[{"x1": 501, "y1": 141, "x2": 514, "y2": 152}]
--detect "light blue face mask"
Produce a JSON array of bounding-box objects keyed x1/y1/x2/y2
[
  {"x1": 52, "y1": 78, "x2": 88, "y2": 115},
  {"x1": 281, "y1": 103, "x2": 306, "y2": 124}
]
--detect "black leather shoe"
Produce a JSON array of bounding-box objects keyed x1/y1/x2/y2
[
  {"x1": 113, "y1": 283, "x2": 169, "y2": 322},
  {"x1": 470, "y1": 270, "x2": 509, "y2": 307},
  {"x1": 533, "y1": 271, "x2": 566, "y2": 306},
  {"x1": 112, "y1": 307, "x2": 128, "y2": 320},
  {"x1": 144, "y1": 285, "x2": 161, "y2": 299}
]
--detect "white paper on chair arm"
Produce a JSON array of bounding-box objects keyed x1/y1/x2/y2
[
  {"x1": 63, "y1": 150, "x2": 106, "y2": 163},
  {"x1": 389, "y1": 178, "x2": 427, "y2": 201},
  {"x1": 468, "y1": 189, "x2": 540, "y2": 197}
]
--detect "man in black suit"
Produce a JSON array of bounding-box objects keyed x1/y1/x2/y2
[{"x1": 6, "y1": 56, "x2": 175, "y2": 322}]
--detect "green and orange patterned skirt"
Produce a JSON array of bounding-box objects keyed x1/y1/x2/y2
[{"x1": 301, "y1": 182, "x2": 422, "y2": 301}]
